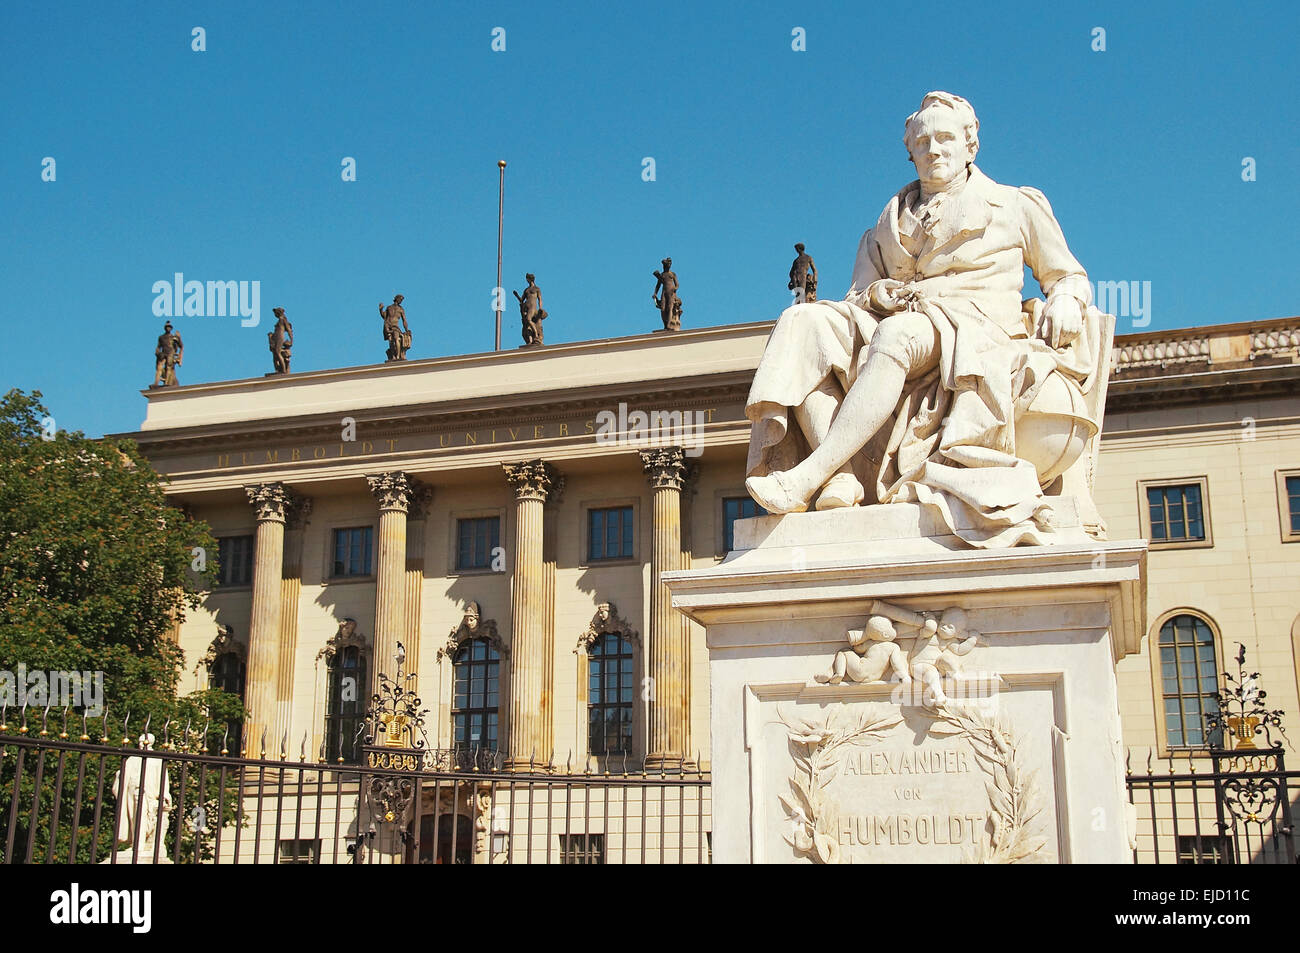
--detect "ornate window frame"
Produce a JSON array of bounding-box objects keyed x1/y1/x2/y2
[
  {"x1": 574, "y1": 602, "x2": 643, "y2": 767},
  {"x1": 436, "y1": 603, "x2": 509, "y2": 753},
  {"x1": 314, "y1": 619, "x2": 370, "y2": 763}
]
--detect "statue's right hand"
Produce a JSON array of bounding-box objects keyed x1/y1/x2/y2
[{"x1": 868, "y1": 279, "x2": 907, "y2": 314}]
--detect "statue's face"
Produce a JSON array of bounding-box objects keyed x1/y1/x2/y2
[
  {"x1": 907, "y1": 109, "x2": 970, "y2": 186},
  {"x1": 466, "y1": 612, "x2": 479, "y2": 631},
  {"x1": 598, "y1": 605, "x2": 610, "y2": 622}
]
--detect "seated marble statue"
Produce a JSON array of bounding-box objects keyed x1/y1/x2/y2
[{"x1": 745, "y1": 91, "x2": 1112, "y2": 547}]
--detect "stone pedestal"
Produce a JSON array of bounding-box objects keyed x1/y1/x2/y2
[{"x1": 663, "y1": 501, "x2": 1147, "y2": 864}]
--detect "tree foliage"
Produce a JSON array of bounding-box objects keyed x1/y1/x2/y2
[
  {"x1": 0, "y1": 387, "x2": 217, "y2": 718},
  {"x1": 0, "y1": 388, "x2": 247, "y2": 862}
]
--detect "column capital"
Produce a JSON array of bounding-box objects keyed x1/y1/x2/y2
[
  {"x1": 407, "y1": 483, "x2": 435, "y2": 521},
  {"x1": 244, "y1": 482, "x2": 298, "y2": 523},
  {"x1": 502, "y1": 459, "x2": 561, "y2": 503},
  {"x1": 366, "y1": 471, "x2": 426, "y2": 513},
  {"x1": 286, "y1": 495, "x2": 313, "y2": 530},
  {"x1": 639, "y1": 447, "x2": 692, "y2": 490}
]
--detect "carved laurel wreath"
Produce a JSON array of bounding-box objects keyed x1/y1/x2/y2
[{"x1": 778, "y1": 703, "x2": 1047, "y2": 864}]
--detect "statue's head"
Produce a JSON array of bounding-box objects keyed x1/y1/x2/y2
[
  {"x1": 393, "y1": 294, "x2": 404, "y2": 304},
  {"x1": 794, "y1": 243, "x2": 805, "y2": 254},
  {"x1": 938, "y1": 607, "x2": 968, "y2": 638},
  {"x1": 464, "y1": 601, "x2": 481, "y2": 631},
  {"x1": 597, "y1": 602, "x2": 612, "y2": 623},
  {"x1": 526, "y1": 273, "x2": 535, "y2": 283},
  {"x1": 903, "y1": 91, "x2": 979, "y2": 185},
  {"x1": 273, "y1": 307, "x2": 285, "y2": 318},
  {"x1": 662, "y1": 257, "x2": 672, "y2": 268},
  {"x1": 163, "y1": 321, "x2": 173, "y2": 331}
]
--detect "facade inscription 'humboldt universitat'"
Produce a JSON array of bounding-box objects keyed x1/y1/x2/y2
[{"x1": 214, "y1": 408, "x2": 722, "y2": 469}]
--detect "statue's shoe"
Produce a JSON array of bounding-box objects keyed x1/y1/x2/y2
[
  {"x1": 814, "y1": 473, "x2": 865, "y2": 511},
  {"x1": 745, "y1": 472, "x2": 810, "y2": 514}
]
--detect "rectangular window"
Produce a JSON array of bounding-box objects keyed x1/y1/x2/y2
[
  {"x1": 456, "y1": 516, "x2": 501, "y2": 571},
  {"x1": 216, "y1": 535, "x2": 254, "y2": 587},
  {"x1": 1139, "y1": 479, "x2": 1211, "y2": 547},
  {"x1": 1288, "y1": 476, "x2": 1300, "y2": 534},
  {"x1": 588, "y1": 506, "x2": 634, "y2": 561},
  {"x1": 722, "y1": 496, "x2": 765, "y2": 552},
  {"x1": 1146, "y1": 484, "x2": 1204, "y2": 542},
  {"x1": 1176, "y1": 835, "x2": 1223, "y2": 864},
  {"x1": 331, "y1": 526, "x2": 374, "y2": 577},
  {"x1": 559, "y1": 833, "x2": 605, "y2": 864},
  {"x1": 278, "y1": 839, "x2": 320, "y2": 864},
  {"x1": 1279, "y1": 471, "x2": 1300, "y2": 542}
]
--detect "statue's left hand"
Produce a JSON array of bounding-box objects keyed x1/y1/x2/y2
[{"x1": 1041, "y1": 295, "x2": 1083, "y2": 349}]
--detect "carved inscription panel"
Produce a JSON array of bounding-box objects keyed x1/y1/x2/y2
[{"x1": 752, "y1": 687, "x2": 1063, "y2": 864}]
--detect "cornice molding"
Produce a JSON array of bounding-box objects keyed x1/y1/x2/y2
[{"x1": 123, "y1": 376, "x2": 752, "y2": 454}]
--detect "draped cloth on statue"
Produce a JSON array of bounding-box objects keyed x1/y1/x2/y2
[{"x1": 745, "y1": 166, "x2": 1107, "y2": 548}]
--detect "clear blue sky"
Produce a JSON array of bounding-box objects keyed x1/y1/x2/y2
[{"x1": 2, "y1": 0, "x2": 1296, "y2": 438}]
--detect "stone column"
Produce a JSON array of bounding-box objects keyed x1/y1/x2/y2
[
  {"x1": 641, "y1": 448, "x2": 692, "y2": 770},
  {"x1": 274, "y1": 497, "x2": 312, "y2": 752},
  {"x1": 502, "y1": 460, "x2": 560, "y2": 770},
  {"x1": 403, "y1": 486, "x2": 434, "y2": 681},
  {"x1": 244, "y1": 483, "x2": 294, "y2": 757},
  {"x1": 366, "y1": 473, "x2": 425, "y2": 687}
]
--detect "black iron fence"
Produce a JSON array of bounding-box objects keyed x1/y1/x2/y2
[
  {"x1": 0, "y1": 723, "x2": 710, "y2": 865},
  {"x1": 5, "y1": 715, "x2": 1295, "y2": 865},
  {"x1": 1125, "y1": 747, "x2": 1296, "y2": 864}
]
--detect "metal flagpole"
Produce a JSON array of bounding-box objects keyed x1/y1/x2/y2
[{"x1": 496, "y1": 160, "x2": 506, "y2": 351}]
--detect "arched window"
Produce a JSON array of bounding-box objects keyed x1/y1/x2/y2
[
  {"x1": 1157, "y1": 613, "x2": 1222, "y2": 749},
  {"x1": 453, "y1": 639, "x2": 500, "y2": 752},
  {"x1": 588, "y1": 632, "x2": 634, "y2": 756},
  {"x1": 209, "y1": 651, "x2": 246, "y2": 755},
  {"x1": 325, "y1": 645, "x2": 368, "y2": 763}
]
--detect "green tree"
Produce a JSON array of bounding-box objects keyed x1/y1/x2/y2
[{"x1": 0, "y1": 388, "x2": 244, "y2": 862}]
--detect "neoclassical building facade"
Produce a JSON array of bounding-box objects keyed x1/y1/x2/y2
[{"x1": 122, "y1": 316, "x2": 1300, "y2": 777}]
